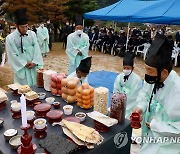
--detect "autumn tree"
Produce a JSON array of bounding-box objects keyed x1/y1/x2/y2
[
  {"x1": 64, "y1": 0, "x2": 97, "y2": 23},
  {"x1": 0, "y1": 0, "x2": 68, "y2": 40},
  {"x1": 0, "y1": 0, "x2": 67, "y2": 24}
]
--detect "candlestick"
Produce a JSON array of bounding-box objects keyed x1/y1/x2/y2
[
  {"x1": 20, "y1": 94, "x2": 27, "y2": 128},
  {"x1": 17, "y1": 124, "x2": 37, "y2": 154}
]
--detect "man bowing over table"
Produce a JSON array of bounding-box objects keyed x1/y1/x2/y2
[
  {"x1": 134, "y1": 34, "x2": 180, "y2": 154},
  {"x1": 68, "y1": 56, "x2": 92, "y2": 86},
  {"x1": 6, "y1": 9, "x2": 43, "y2": 86}
]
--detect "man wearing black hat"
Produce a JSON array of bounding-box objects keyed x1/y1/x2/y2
[
  {"x1": 66, "y1": 16, "x2": 89, "y2": 75},
  {"x1": 113, "y1": 52, "x2": 142, "y2": 118},
  {"x1": 6, "y1": 9, "x2": 43, "y2": 86},
  {"x1": 133, "y1": 34, "x2": 180, "y2": 154},
  {"x1": 67, "y1": 57, "x2": 92, "y2": 85}
]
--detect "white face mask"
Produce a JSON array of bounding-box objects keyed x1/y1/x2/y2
[
  {"x1": 123, "y1": 70, "x2": 132, "y2": 76},
  {"x1": 40, "y1": 24, "x2": 44, "y2": 27},
  {"x1": 76, "y1": 30, "x2": 82, "y2": 35},
  {"x1": 80, "y1": 77, "x2": 86, "y2": 81}
]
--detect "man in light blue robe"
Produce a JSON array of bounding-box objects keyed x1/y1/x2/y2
[
  {"x1": 67, "y1": 57, "x2": 92, "y2": 87},
  {"x1": 66, "y1": 25, "x2": 89, "y2": 75},
  {"x1": 37, "y1": 22, "x2": 49, "y2": 56},
  {"x1": 6, "y1": 9, "x2": 43, "y2": 86},
  {"x1": 113, "y1": 52, "x2": 142, "y2": 118},
  {"x1": 134, "y1": 34, "x2": 180, "y2": 154}
]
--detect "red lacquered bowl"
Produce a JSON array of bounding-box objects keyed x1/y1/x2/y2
[
  {"x1": 63, "y1": 116, "x2": 80, "y2": 123},
  {"x1": 34, "y1": 103, "x2": 51, "y2": 118},
  {"x1": 46, "y1": 110, "x2": 63, "y2": 124}
]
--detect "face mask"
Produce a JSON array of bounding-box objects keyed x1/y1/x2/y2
[
  {"x1": 145, "y1": 74, "x2": 158, "y2": 84},
  {"x1": 123, "y1": 70, "x2": 132, "y2": 76},
  {"x1": 80, "y1": 77, "x2": 86, "y2": 81},
  {"x1": 76, "y1": 30, "x2": 82, "y2": 35},
  {"x1": 47, "y1": 21, "x2": 50, "y2": 24},
  {"x1": 40, "y1": 24, "x2": 44, "y2": 27}
]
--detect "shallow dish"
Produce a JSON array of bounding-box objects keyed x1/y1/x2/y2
[
  {"x1": 11, "y1": 103, "x2": 21, "y2": 112},
  {"x1": 34, "y1": 118, "x2": 46, "y2": 130},
  {"x1": 4, "y1": 129, "x2": 18, "y2": 141},
  {"x1": 38, "y1": 92, "x2": 46, "y2": 100},
  {"x1": 63, "y1": 105, "x2": 73, "y2": 115},
  {"x1": 9, "y1": 135, "x2": 22, "y2": 149},
  {"x1": 75, "y1": 112, "x2": 86, "y2": 122},
  {"x1": 45, "y1": 97, "x2": 55, "y2": 104},
  {"x1": 26, "y1": 110, "x2": 35, "y2": 120},
  {"x1": 10, "y1": 100, "x2": 17, "y2": 104}
]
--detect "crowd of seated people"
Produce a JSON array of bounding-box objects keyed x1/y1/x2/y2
[
  {"x1": 87, "y1": 26, "x2": 153, "y2": 57},
  {"x1": 86, "y1": 25, "x2": 180, "y2": 66}
]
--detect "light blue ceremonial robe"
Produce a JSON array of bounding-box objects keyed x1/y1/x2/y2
[
  {"x1": 113, "y1": 72, "x2": 142, "y2": 119},
  {"x1": 37, "y1": 26, "x2": 49, "y2": 54},
  {"x1": 66, "y1": 32, "x2": 89, "y2": 75},
  {"x1": 6, "y1": 29, "x2": 43, "y2": 86},
  {"x1": 67, "y1": 71, "x2": 88, "y2": 87},
  {"x1": 136, "y1": 70, "x2": 180, "y2": 154}
]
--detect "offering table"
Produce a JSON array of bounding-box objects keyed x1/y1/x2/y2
[{"x1": 0, "y1": 86, "x2": 132, "y2": 154}]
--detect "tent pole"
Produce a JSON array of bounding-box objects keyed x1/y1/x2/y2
[
  {"x1": 83, "y1": 19, "x2": 85, "y2": 28},
  {"x1": 115, "y1": 22, "x2": 117, "y2": 31},
  {"x1": 125, "y1": 22, "x2": 130, "y2": 51}
]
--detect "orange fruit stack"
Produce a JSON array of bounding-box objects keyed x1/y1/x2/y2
[
  {"x1": 77, "y1": 83, "x2": 94, "y2": 109},
  {"x1": 61, "y1": 77, "x2": 79, "y2": 103}
]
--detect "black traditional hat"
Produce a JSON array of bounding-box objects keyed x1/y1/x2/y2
[
  {"x1": 75, "y1": 15, "x2": 83, "y2": 26},
  {"x1": 14, "y1": 8, "x2": 28, "y2": 25},
  {"x1": 145, "y1": 34, "x2": 173, "y2": 70},
  {"x1": 77, "y1": 57, "x2": 92, "y2": 73},
  {"x1": 123, "y1": 52, "x2": 135, "y2": 67}
]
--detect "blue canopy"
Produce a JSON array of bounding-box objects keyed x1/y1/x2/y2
[
  {"x1": 84, "y1": 0, "x2": 180, "y2": 25},
  {"x1": 133, "y1": 0, "x2": 180, "y2": 24}
]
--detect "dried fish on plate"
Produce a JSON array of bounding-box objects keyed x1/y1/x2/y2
[
  {"x1": 53, "y1": 120, "x2": 104, "y2": 149},
  {"x1": 87, "y1": 111, "x2": 118, "y2": 127}
]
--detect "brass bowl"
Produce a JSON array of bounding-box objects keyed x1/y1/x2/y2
[
  {"x1": 4, "y1": 129, "x2": 18, "y2": 141},
  {"x1": 9, "y1": 135, "x2": 22, "y2": 149}
]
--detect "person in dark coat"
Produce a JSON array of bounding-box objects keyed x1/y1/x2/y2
[{"x1": 89, "y1": 28, "x2": 99, "y2": 50}]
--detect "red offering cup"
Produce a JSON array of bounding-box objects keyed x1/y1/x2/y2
[
  {"x1": 130, "y1": 112, "x2": 142, "y2": 129},
  {"x1": 53, "y1": 102, "x2": 60, "y2": 109}
]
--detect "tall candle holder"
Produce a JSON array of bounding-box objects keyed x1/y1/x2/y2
[{"x1": 17, "y1": 124, "x2": 37, "y2": 154}]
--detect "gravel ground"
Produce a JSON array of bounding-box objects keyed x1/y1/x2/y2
[{"x1": 1, "y1": 42, "x2": 179, "y2": 91}]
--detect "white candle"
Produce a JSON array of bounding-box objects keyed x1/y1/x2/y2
[{"x1": 20, "y1": 94, "x2": 27, "y2": 128}]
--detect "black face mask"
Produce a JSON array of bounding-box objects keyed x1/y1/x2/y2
[{"x1": 145, "y1": 74, "x2": 158, "y2": 84}]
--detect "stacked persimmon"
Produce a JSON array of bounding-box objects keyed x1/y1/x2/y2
[
  {"x1": 61, "y1": 77, "x2": 79, "y2": 103},
  {"x1": 77, "y1": 83, "x2": 94, "y2": 109},
  {"x1": 51, "y1": 73, "x2": 66, "y2": 96}
]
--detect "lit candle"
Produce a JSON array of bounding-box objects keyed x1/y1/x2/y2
[{"x1": 20, "y1": 94, "x2": 27, "y2": 128}]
